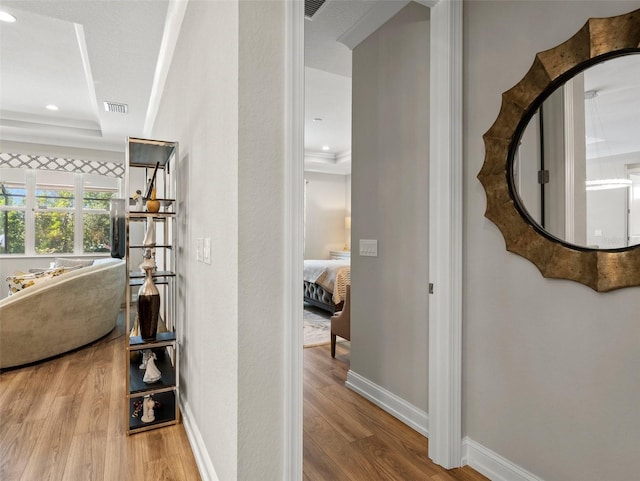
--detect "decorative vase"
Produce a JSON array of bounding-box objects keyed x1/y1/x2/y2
[
  {"x1": 146, "y1": 187, "x2": 160, "y2": 213},
  {"x1": 137, "y1": 261, "x2": 160, "y2": 341},
  {"x1": 109, "y1": 199, "x2": 126, "y2": 258},
  {"x1": 142, "y1": 220, "x2": 156, "y2": 247}
]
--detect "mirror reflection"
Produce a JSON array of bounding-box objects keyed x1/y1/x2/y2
[{"x1": 514, "y1": 54, "x2": 640, "y2": 249}]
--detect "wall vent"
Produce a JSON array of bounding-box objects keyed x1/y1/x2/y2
[
  {"x1": 103, "y1": 101, "x2": 128, "y2": 114},
  {"x1": 305, "y1": 0, "x2": 326, "y2": 19}
]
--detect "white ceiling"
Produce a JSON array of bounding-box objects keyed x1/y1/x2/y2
[
  {"x1": 2, "y1": 0, "x2": 637, "y2": 175},
  {"x1": 583, "y1": 54, "x2": 640, "y2": 161},
  {"x1": 0, "y1": 0, "x2": 420, "y2": 173},
  {"x1": 0, "y1": 0, "x2": 171, "y2": 154},
  {"x1": 303, "y1": 0, "x2": 426, "y2": 174}
]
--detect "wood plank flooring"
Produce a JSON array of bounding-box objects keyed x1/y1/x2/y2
[
  {"x1": 304, "y1": 342, "x2": 488, "y2": 481},
  {"x1": 0, "y1": 316, "x2": 201, "y2": 481},
  {"x1": 1, "y1": 314, "x2": 487, "y2": 481}
]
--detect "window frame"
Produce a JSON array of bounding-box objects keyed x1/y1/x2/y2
[{"x1": 0, "y1": 169, "x2": 121, "y2": 256}]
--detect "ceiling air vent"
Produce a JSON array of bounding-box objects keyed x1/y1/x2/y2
[
  {"x1": 103, "y1": 101, "x2": 128, "y2": 114},
  {"x1": 305, "y1": 0, "x2": 326, "y2": 19}
]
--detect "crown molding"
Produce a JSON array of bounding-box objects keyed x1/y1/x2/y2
[
  {"x1": 304, "y1": 149, "x2": 351, "y2": 175},
  {"x1": 337, "y1": 0, "x2": 439, "y2": 50}
]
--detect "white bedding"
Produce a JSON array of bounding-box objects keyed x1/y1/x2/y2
[{"x1": 303, "y1": 259, "x2": 351, "y2": 304}]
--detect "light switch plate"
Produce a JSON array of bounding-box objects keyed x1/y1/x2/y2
[
  {"x1": 196, "y1": 238, "x2": 204, "y2": 262},
  {"x1": 203, "y1": 238, "x2": 211, "y2": 264},
  {"x1": 359, "y1": 239, "x2": 378, "y2": 257}
]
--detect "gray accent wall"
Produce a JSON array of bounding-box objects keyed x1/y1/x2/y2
[
  {"x1": 351, "y1": 2, "x2": 430, "y2": 413},
  {"x1": 464, "y1": 1, "x2": 640, "y2": 480}
]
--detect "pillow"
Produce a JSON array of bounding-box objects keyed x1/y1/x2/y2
[
  {"x1": 5, "y1": 265, "x2": 82, "y2": 295},
  {"x1": 28, "y1": 268, "x2": 50, "y2": 273},
  {"x1": 53, "y1": 258, "x2": 94, "y2": 268}
]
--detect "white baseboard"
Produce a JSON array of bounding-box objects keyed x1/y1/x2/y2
[
  {"x1": 344, "y1": 371, "x2": 543, "y2": 481},
  {"x1": 345, "y1": 369, "x2": 429, "y2": 437},
  {"x1": 462, "y1": 437, "x2": 544, "y2": 481},
  {"x1": 180, "y1": 398, "x2": 220, "y2": 481}
]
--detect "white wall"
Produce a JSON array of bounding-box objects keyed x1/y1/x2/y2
[
  {"x1": 304, "y1": 171, "x2": 349, "y2": 259},
  {"x1": 464, "y1": 2, "x2": 640, "y2": 480},
  {"x1": 150, "y1": 1, "x2": 285, "y2": 480},
  {"x1": 586, "y1": 151, "x2": 640, "y2": 248},
  {"x1": 351, "y1": 2, "x2": 430, "y2": 414},
  {"x1": 236, "y1": 1, "x2": 285, "y2": 478}
]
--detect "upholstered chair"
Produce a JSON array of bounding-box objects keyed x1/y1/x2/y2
[{"x1": 330, "y1": 285, "x2": 351, "y2": 358}]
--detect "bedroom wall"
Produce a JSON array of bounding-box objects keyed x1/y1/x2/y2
[
  {"x1": 150, "y1": 1, "x2": 285, "y2": 480},
  {"x1": 464, "y1": 2, "x2": 640, "y2": 480},
  {"x1": 350, "y1": 2, "x2": 430, "y2": 416},
  {"x1": 304, "y1": 171, "x2": 349, "y2": 259}
]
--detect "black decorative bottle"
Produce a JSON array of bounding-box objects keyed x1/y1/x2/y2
[{"x1": 137, "y1": 257, "x2": 159, "y2": 341}]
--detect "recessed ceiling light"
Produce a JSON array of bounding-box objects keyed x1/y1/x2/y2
[
  {"x1": 46, "y1": 104, "x2": 59, "y2": 111},
  {"x1": 0, "y1": 11, "x2": 16, "y2": 23},
  {"x1": 322, "y1": 145, "x2": 330, "y2": 151}
]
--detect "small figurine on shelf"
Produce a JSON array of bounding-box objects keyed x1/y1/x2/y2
[
  {"x1": 131, "y1": 189, "x2": 143, "y2": 211},
  {"x1": 143, "y1": 352, "x2": 162, "y2": 384},
  {"x1": 139, "y1": 349, "x2": 152, "y2": 370},
  {"x1": 141, "y1": 395, "x2": 155, "y2": 423}
]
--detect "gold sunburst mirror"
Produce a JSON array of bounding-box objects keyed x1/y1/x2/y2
[{"x1": 478, "y1": 8, "x2": 640, "y2": 292}]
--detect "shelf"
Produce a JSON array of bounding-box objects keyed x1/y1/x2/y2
[
  {"x1": 129, "y1": 270, "x2": 175, "y2": 279},
  {"x1": 128, "y1": 138, "x2": 176, "y2": 169},
  {"x1": 129, "y1": 198, "x2": 175, "y2": 206},
  {"x1": 128, "y1": 390, "x2": 178, "y2": 433},
  {"x1": 128, "y1": 212, "x2": 175, "y2": 220},
  {"x1": 125, "y1": 137, "x2": 179, "y2": 436},
  {"x1": 129, "y1": 347, "x2": 176, "y2": 394},
  {"x1": 129, "y1": 244, "x2": 173, "y2": 250},
  {"x1": 129, "y1": 278, "x2": 170, "y2": 287},
  {"x1": 129, "y1": 330, "x2": 176, "y2": 349}
]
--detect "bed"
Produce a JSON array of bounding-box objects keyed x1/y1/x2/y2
[{"x1": 303, "y1": 259, "x2": 351, "y2": 313}]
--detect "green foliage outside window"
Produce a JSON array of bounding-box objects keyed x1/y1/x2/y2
[
  {"x1": 84, "y1": 191, "x2": 116, "y2": 253},
  {"x1": 0, "y1": 211, "x2": 25, "y2": 254},
  {"x1": 84, "y1": 190, "x2": 114, "y2": 210},
  {"x1": 36, "y1": 188, "x2": 74, "y2": 208},
  {"x1": 0, "y1": 170, "x2": 119, "y2": 256},
  {"x1": 33, "y1": 188, "x2": 75, "y2": 254},
  {"x1": 35, "y1": 211, "x2": 74, "y2": 254},
  {"x1": 83, "y1": 213, "x2": 110, "y2": 253},
  {"x1": 1, "y1": 185, "x2": 26, "y2": 254},
  {"x1": 0, "y1": 186, "x2": 26, "y2": 207}
]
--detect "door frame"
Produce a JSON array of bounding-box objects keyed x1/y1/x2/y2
[{"x1": 284, "y1": 0, "x2": 463, "y2": 477}]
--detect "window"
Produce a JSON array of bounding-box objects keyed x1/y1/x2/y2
[
  {"x1": 83, "y1": 173, "x2": 119, "y2": 253},
  {"x1": 35, "y1": 170, "x2": 75, "y2": 254},
  {"x1": 0, "y1": 169, "x2": 26, "y2": 254},
  {"x1": 0, "y1": 168, "x2": 121, "y2": 256}
]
